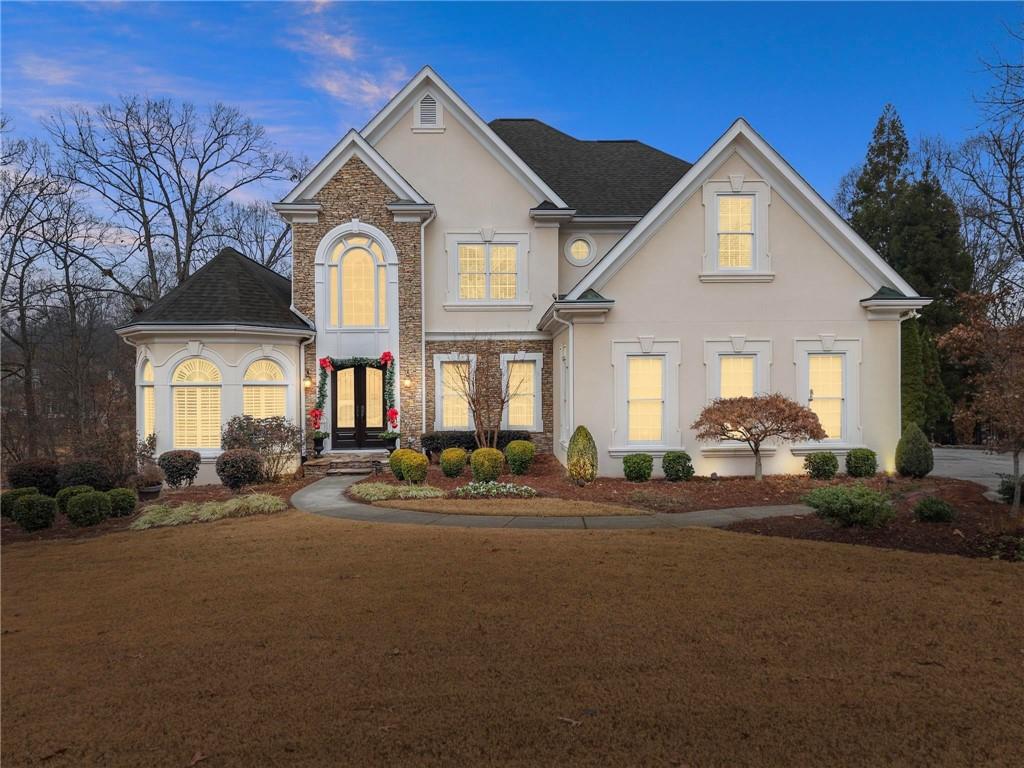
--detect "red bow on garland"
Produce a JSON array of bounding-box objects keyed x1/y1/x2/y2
[
  {"x1": 318, "y1": 357, "x2": 333, "y2": 371},
  {"x1": 380, "y1": 351, "x2": 394, "y2": 366},
  {"x1": 387, "y1": 407, "x2": 399, "y2": 428},
  {"x1": 308, "y1": 408, "x2": 323, "y2": 430}
]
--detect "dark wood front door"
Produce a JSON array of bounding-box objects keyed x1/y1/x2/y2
[{"x1": 332, "y1": 365, "x2": 386, "y2": 449}]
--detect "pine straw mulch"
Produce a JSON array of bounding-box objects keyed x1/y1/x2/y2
[{"x1": 0, "y1": 475, "x2": 318, "y2": 545}]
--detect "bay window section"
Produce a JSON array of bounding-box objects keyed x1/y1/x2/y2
[
  {"x1": 141, "y1": 360, "x2": 155, "y2": 438},
  {"x1": 172, "y1": 358, "x2": 222, "y2": 450},
  {"x1": 242, "y1": 359, "x2": 287, "y2": 419}
]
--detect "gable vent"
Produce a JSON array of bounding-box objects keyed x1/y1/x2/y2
[{"x1": 418, "y1": 94, "x2": 437, "y2": 125}]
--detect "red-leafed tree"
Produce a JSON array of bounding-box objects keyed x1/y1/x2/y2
[
  {"x1": 940, "y1": 290, "x2": 1024, "y2": 517},
  {"x1": 691, "y1": 394, "x2": 826, "y2": 481}
]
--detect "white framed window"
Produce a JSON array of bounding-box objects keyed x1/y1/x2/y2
[
  {"x1": 701, "y1": 177, "x2": 772, "y2": 281},
  {"x1": 500, "y1": 352, "x2": 543, "y2": 432},
  {"x1": 794, "y1": 336, "x2": 862, "y2": 447},
  {"x1": 704, "y1": 337, "x2": 772, "y2": 400},
  {"x1": 610, "y1": 339, "x2": 681, "y2": 455},
  {"x1": 242, "y1": 359, "x2": 287, "y2": 419},
  {"x1": 139, "y1": 360, "x2": 155, "y2": 438},
  {"x1": 413, "y1": 91, "x2": 444, "y2": 132},
  {"x1": 171, "y1": 358, "x2": 222, "y2": 450},
  {"x1": 327, "y1": 234, "x2": 388, "y2": 328},
  {"x1": 563, "y1": 234, "x2": 597, "y2": 267},
  {"x1": 433, "y1": 354, "x2": 476, "y2": 430},
  {"x1": 444, "y1": 231, "x2": 530, "y2": 308}
]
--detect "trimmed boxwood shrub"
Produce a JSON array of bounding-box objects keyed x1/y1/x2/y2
[
  {"x1": 389, "y1": 448, "x2": 417, "y2": 480},
  {"x1": 804, "y1": 452, "x2": 838, "y2": 480},
  {"x1": 216, "y1": 449, "x2": 263, "y2": 491},
  {"x1": 504, "y1": 440, "x2": 536, "y2": 475},
  {"x1": 623, "y1": 453, "x2": 653, "y2": 482},
  {"x1": 895, "y1": 423, "x2": 933, "y2": 478},
  {"x1": 845, "y1": 448, "x2": 877, "y2": 478},
  {"x1": 158, "y1": 450, "x2": 202, "y2": 488},
  {"x1": 662, "y1": 451, "x2": 694, "y2": 482},
  {"x1": 11, "y1": 494, "x2": 57, "y2": 532},
  {"x1": 1, "y1": 487, "x2": 39, "y2": 518},
  {"x1": 419, "y1": 431, "x2": 531, "y2": 459},
  {"x1": 439, "y1": 448, "x2": 467, "y2": 478},
  {"x1": 7, "y1": 458, "x2": 60, "y2": 496},
  {"x1": 400, "y1": 453, "x2": 429, "y2": 484},
  {"x1": 107, "y1": 488, "x2": 138, "y2": 517},
  {"x1": 803, "y1": 484, "x2": 894, "y2": 528},
  {"x1": 471, "y1": 448, "x2": 504, "y2": 482},
  {"x1": 567, "y1": 426, "x2": 598, "y2": 486},
  {"x1": 914, "y1": 496, "x2": 956, "y2": 523},
  {"x1": 66, "y1": 490, "x2": 112, "y2": 527},
  {"x1": 57, "y1": 460, "x2": 113, "y2": 491},
  {"x1": 56, "y1": 485, "x2": 94, "y2": 514}
]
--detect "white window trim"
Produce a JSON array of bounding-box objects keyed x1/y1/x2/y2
[
  {"x1": 413, "y1": 91, "x2": 444, "y2": 133},
  {"x1": 700, "y1": 176, "x2": 773, "y2": 281},
  {"x1": 609, "y1": 338, "x2": 682, "y2": 455},
  {"x1": 170, "y1": 356, "x2": 224, "y2": 456},
  {"x1": 444, "y1": 230, "x2": 530, "y2": 308},
  {"x1": 433, "y1": 353, "x2": 477, "y2": 431},
  {"x1": 328, "y1": 240, "x2": 389, "y2": 331},
  {"x1": 500, "y1": 352, "x2": 543, "y2": 432},
  {"x1": 703, "y1": 337, "x2": 772, "y2": 400},
  {"x1": 563, "y1": 234, "x2": 597, "y2": 267},
  {"x1": 242, "y1": 359, "x2": 289, "y2": 418},
  {"x1": 792, "y1": 336, "x2": 862, "y2": 450}
]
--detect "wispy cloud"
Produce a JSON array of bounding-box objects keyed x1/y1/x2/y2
[
  {"x1": 310, "y1": 65, "x2": 409, "y2": 109},
  {"x1": 284, "y1": 28, "x2": 359, "y2": 61},
  {"x1": 301, "y1": 0, "x2": 333, "y2": 15},
  {"x1": 17, "y1": 53, "x2": 83, "y2": 86}
]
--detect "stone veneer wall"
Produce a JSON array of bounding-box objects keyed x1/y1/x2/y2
[
  {"x1": 290, "y1": 156, "x2": 424, "y2": 450},
  {"x1": 425, "y1": 339, "x2": 554, "y2": 452}
]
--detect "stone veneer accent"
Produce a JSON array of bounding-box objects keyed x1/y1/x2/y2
[
  {"x1": 425, "y1": 339, "x2": 554, "y2": 452},
  {"x1": 290, "y1": 156, "x2": 424, "y2": 450}
]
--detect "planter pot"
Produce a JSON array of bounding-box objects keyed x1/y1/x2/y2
[
  {"x1": 138, "y1": 485, "x2": 162, "y2": 501},
  {"x1": 313, "y1": 437, "x2": 325, "y2": 458}
]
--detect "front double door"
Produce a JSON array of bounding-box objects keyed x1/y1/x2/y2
[{"x1": 332, "y1": 365, "x2": 386, "y2": 449}]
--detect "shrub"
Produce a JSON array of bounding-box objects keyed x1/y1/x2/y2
[
  {"x1": 914, "y1": 496, "x2": 957, "y2": 523},
  {"x1": 450, "y1": 481, "x2": 537, "y2": 499},
  {"x1": 471, "y1": 448, "x2": 504, "y2": 482},
  {"x1": 106, "y1": 488, "x2": 138, "y2": 517},
  {"x1": 439, "y1": 448, "x2": 467, "y2": 478},
  {"x1": 2, "y1": 487, "x2": 39, "y2": 518},
  {"x1": 11, "y1": 494, "x2": 57, "y2": 531},
  {"x1": 804, "y1": 452, "x2": 839, "y2": 480},
  {"x1": 158, "y1": 450, "x2": 201, "y2": 488},
  {"x1": 997, "y1": 474, "x2": 1023, "y2": 505},
  {"x1": 130, "y1": 494, "x2": 287, "y2": 530},
  {"x1": 7, "y1": 458, "x2": 60, "y2": 496},
  {"x1": 221, "y1": 415, "x2": 302, "y2": 481},
  {"x1": 895, "y1": 423, "x2": 933, "y2": 478},
  {"x1": 623, "y1": 453, "x2": 653, "y2": 482},
  {"x1": 130, "y1": 504, "x2": 197, "y2": 530},
  {"x1": 216, "y1": 449, "x2": 263, "y2": 491},
  {"x1": 845, "y1": 448, "x2": 878, "y2": 478},
  {"x1": 420, "y1": 431, "x2": 531, "y2": 458},
  {"x1": 132, "y1": 463, "x2": 166, "y2": 489},
  {"x1": 662, "y1": 451, "x2": 694, "y2": 482},
  {"x1": 66, "y1": 490, "x2": 112, "y2": 527},
  {"x1": 348, "y1": 482, "x2": 445, "y2": 502},
  {"x1": 56, "y1": 485, "x2": 95, "y2": 514},
  {"x1": 803, "y1": 484, "x2": 895, "y2": 528},
  {"x1": 504, "y1": 440, "x2": 536, "y2": 475},
  {"x1": 567, "y1": 426, "x2": 598, "y2": 486},
  {"x1": 401, "y1": 452, "x2": 429, "y2": 484},
  {"x1": 389, "y1": 448, "x2": 417, "y2": 480},
  {"x1": 57, "y1": 460, "x2": 113, "y2": 492}
]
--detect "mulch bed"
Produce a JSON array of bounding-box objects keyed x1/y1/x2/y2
[{"x1": 0, "y1": 475, "x2": 318, "y2": 546}]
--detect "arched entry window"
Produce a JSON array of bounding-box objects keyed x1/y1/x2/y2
[
  {"x1": 171, "y1": 358, "x2": 222, "y2": 449},
  {"x1": 140, "y1": 360, "x2": 155, "y2": 438},
  {"x1": 243, "y1": 359, "x2": 287, "y2": 419},
  {"x1": 328, "y1": 235, "x2": 388, "y2": 328}
]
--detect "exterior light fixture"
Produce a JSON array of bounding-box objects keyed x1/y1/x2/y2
[{"x1": 303, "y1": 371, "x2": 313, "y2": 389}]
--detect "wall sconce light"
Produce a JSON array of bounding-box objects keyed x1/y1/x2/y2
[
  {"x1": 402, "y1": 377, "x2": 412, "y2": 388},
  {"x1": 303, "y1": 370, "x2": 313, "y2": 389}
]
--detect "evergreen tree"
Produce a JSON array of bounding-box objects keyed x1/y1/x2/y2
[
  {"x1": 920, "y1": 329, "x2": 953, "y2": 440},
  {"x1": 901, "y1": 319, "x2": 926, "y2": 431},
  {"x1": 848, "y1": 104, "x2": 911, "y2": 261}
]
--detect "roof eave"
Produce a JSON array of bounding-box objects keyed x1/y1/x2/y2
[
  {"x1": 537, "y1": 299, "x2": 614, "y2": 332},
  {"x1": 117, "y1": 322, "x2": 315, "y2": 338}
]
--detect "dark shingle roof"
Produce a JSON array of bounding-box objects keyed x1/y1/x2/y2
[
  {"x1": 863, "y1": 286, "x2": 907, "y2": 300},
  {"x1": 120, "y1": 248, "x2": 311, "y2": 331},
  {"x1": 490, "y1": 119, "x2": 691, "y2": 217}
]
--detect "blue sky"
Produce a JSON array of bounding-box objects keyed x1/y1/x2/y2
[{"x1": 2, "y1": 2, "x2": 1019, "y2": 199}]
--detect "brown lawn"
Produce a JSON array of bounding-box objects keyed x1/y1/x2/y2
[
  {"x1": 2, "y1": 512, "x2": 1022, "y2": 767},
  {"x1": 376, "y1": 497, "x2": 645, "y2": 516}
]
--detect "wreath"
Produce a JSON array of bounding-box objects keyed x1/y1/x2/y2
[{"x1": 312, "y1": 351, "x2": 398, "y2": 429}]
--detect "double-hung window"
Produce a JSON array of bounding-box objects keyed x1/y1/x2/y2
[
  {"x1": 242, "y1": 359, "x2": 287, "y2": 419},
  {"x1": 627, "y1": 356, "x2": 664, "y2": 443},
  {"x1": 501, "y1": 353, "x2": 543, "y2": 432},
  {"x1": 717, "y1": 195, "x2": 754, "y2": 270},
  {"x1": 701, "y1": 178, "x2": 772, "y2": 280},
  {"x1": 808, "y1": 354, "x2": 844, "y2": 440},
  {"x1": 719, "y1": 355, "x2": 755, "y2": 398},
  {"x1": 794, "y1": 337, "x2": 860, "y2": 447},
  {"x1": 458, "y1": 243, "x2": 518, "y2": 301},
  {"x1": 171, "y1": 358, "x2": 222, "y2": 450},
  {"x1": 434, "y1": 355, "x2": 475, "y2": 430}
]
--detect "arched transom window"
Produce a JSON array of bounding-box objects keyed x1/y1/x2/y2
[
  {"x1": 172, "y1": 358, "x2": 222, "y2": 449},
  {"x1": 140, "y1": 360, "x2": 155, "y2": 438},
  {"x1": 243, "y1": 359, "x2": 287, "y2": 419},
  {"x1": 328, "y1": 235, "x2": 387, "y2": 328}
]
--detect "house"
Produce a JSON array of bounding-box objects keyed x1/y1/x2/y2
[{"x1": 117, "y1": 66, "x2": 929, "y2": 483}]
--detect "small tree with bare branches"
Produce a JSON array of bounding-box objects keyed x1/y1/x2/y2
[{"x1": 691, "y1": 394, "x2": 826, "y2": 481}]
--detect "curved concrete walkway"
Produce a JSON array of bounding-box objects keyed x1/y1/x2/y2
[{"x1": 291, "y1": 476, "x2": 811, "y2": 530}]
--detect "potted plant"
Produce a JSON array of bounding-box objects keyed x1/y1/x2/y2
[
  {"x1": 378, "y1": 431, "x2": 401, "y2": 454},
  {"x1": 312, "y1": 430, "x2": 329, "y2": 457},
  {"x1": 134, "y1": 463, "x2": 166, "y2": 501}
]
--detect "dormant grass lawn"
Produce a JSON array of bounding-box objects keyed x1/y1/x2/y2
[
  {"x1": 2, "y1": 510, "x2": 1021, "y2": 767},
  {"x1": 375, "y1": 497, "x2": 644, "y2": 516}
]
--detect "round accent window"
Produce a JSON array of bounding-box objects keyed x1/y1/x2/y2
[{"x1": 564, "y1": 235, "x2": 596, "y2": 266}]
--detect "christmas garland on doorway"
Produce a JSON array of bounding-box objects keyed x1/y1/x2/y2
[{"x1": 309, "y1": 351, "x2": 398, "y2": 430}]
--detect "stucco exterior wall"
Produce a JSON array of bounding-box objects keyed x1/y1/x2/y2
[{"x1": 557, "y1": 228, "x2": 628, "y2": 296}]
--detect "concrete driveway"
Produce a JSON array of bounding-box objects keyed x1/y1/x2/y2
[{"x1": 932, "y1": 447, "x2": 1013, "y2": 490}]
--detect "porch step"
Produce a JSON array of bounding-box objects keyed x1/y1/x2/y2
[{"x1": 304, "y1": 450, "x2": 391, "y2": 478}]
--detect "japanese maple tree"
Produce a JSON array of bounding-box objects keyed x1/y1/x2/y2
[{"x1": 691, "y1": 394, "x2": 826, "y2": 481}]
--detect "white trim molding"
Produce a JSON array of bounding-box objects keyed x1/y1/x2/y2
[
  {"x1": 563, "y1": 234, "x2": 597, "y2": 267},
  {"x1": 444, "y1": 229, "x2": 531, "y2": 308},
  {"x1": 700, "y1": 176, "x2": 772, "y2": 280},
  {"x1": 499, "y1": 352, "x2": 544, "y2": 432},
  {"x1": 608, "y1": 338, "x2": 682, "y2": 456},
  {"x1": 703, "y1": 336, "x2": 772, "y2": 400},
  {"x1": 432, "y1": 353, "x2": 477, "y2": 431}
]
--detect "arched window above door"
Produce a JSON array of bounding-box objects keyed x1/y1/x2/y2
[{"x1": 328, "y1": 235, "x2": 388, "y2": 328}]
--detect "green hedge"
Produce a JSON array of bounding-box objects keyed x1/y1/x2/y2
[
  {"x1": 158, "y1": 450, "x2": 202, "y2": 488},
  {"x1": 662, "y1": 451, "x2": 694, "y2": 482},
  {"x1": 7, "y1": 458, "x2": 60, "y2": 496},
  {"x1": 56, "y1": 485, "x2": 94, "y2": 514},
  {"x1": 895, "y1": 423, "x2": 933, "y2": 478},
  {"x1": 216, "y1": 449, "x2": 263, "y2": 491},
  {"x1": 389, "y1": 448, "x2": 417, "y2": 480},
  {"x1": 11, "y1": 494, "x2": 57, "y2": 531},
  {"x1": 567, "y1": 426, "x2": 598, "y2": 486},
  {"x1": 804, "y1": 452, "x2": 838, "y2": 480},
  {"x1": 504, "y1": 440, "x2": 536, "y2": 475},
  {"x1": 471, "y1": 448, "x2": 504, "y2": 482},
  {"x1": 623, "y1": 454, "x2": 653, "y2": 482},
  {"x1": 803, "y1": 484, "x2": 894, "y2": 528},
  {"x1": 914, "y1": 497, "x2": 956, "y2": 523},
  {"x1": 845, "y1": 449, "x2": 877, "y2": 478},
  {"x1": 420, "y1": 431, "x2": 531, "y2": 458},
  {"x1": 1, "y1": 487, "x2": 39, "y2": 518},
  {"x1": 107, "y1": 488, "x2": 139, "y2": 517},
  {"x1": 58, "y1": 461, "x2": 113, "y2": 491},
  {"x1": 66, "y1": 490, "x2": 112, "y2": 527},
  {"x1": 439, "y1": 448, "x2": 467, "y2": 478},
  {"x1": 400, "y1": 453, "x2": 429, "y2": 484}
]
